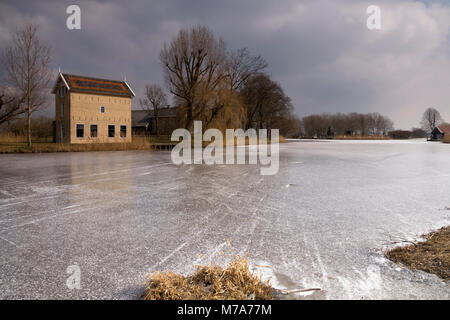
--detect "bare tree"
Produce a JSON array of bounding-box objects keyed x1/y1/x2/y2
[
  {"x1": 160, "y1": 25, "x2": 227, "y2": 130},
  {"x1": 421, "y1": 108, "x2": 443, "y2": 132},
  {"x1": 161, "y1": 25, "x2": 296, "y2": 133},
  {"x1": 3, "y1": 23, "x2": 52, "y2": 146},
  {"x1": 241, "y1": 74, "x2": 291, "y2": 131},
  {"x1": 279, "y1": 114, "x2": 302, "y2": 138},
  {"x1": 225, "y1": 47, "x2": 267, "y2": 91},
  {"x1": 0, "y1": 87, "x2": 26, "y2": 125},
  {"x1": 139, "y1": 84, "x2": 167, "y2": 135}
]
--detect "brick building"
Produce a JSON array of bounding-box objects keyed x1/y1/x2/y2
[{"x1": 51, "y1": 73, "x2": 135, "y2": 144}]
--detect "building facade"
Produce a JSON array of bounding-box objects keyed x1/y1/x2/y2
[{"x1": 52, "y1": 73, "x2": 135, "y2": 144}]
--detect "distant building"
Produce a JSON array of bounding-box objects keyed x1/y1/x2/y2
[
  {"x1": 51, "y1": 73, "x2": 135, "y2": 144},
  {"x1": 429, "y1": 123, "x2": 450, "y2": 141},
  {"x1": 132, "y1": 107, "x2": 178, "y2": 136},
  {"x1": 388, "y1": 130, "x2": 412, "y2": 139}
]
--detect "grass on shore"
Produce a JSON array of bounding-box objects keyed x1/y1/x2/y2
[
  {"x1": 147, "y1": 134, "x2": 286, "y2": 147},
  {"x1": 142, "y1": 254, "x2": 274, "y2": 300},
  {"x1": 332, "y1": 135, "x2": 390, "y2": 140},
  {"x1": 443, "y1": 136, "x2": 450, "y2": 143},
  {"x1": 0, "y1": 132, "x2": 285, "y2": 154},
  {"x1": 385, "y1": 226, "x2": 450, "y2": 280},
  {"x1": 0, "y1": 135, "x2": 151, "y2": 153}
]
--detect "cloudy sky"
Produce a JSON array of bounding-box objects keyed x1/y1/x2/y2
[{"x1": 1, "y1": 0, "x2": 449, "y2": 129}]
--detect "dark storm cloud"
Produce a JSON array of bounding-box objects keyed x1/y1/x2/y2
[{"x1": 1, "y1": 0, "x2": 450, "y2": 129}]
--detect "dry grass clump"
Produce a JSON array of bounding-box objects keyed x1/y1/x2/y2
[
  {"x1": 385, "y1": 226, "x2": 450, "y2": 280},
  {"x1": 142, "y1": 254, "x2": 274, "y2": 300},
  {"x1": 442, "y1": 135, "x2": 450, "y2": 144}
]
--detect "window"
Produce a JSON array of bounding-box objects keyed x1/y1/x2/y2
[
  {"x1": 59, "y1": 86, "x2": 66, "y2": 98},
  {"x1": 61, "y1": 103, "x2": 64, "y2": 117},
  {"x1": 100, "y1": 106, "x2": 105, "y2": 113},
  {"x1": 61, "y1": 123, "x2": 65, "y2": 139},
  {"x1": 120, "y1": 125, "x2": 127, "y2": 138},
  {"x1": 108, "y1": 125, "x2": 115, "y2": 138},
  {"x1": 76, "y1": 124, "x2": 84, "y2": 138},
  {"x1": 90, "y1": 125, "x2": 98, "y2": 138}
]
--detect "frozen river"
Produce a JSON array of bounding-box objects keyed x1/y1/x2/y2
[{"x1": 0, "y1": 140, "x2": 449, "y2": 299}]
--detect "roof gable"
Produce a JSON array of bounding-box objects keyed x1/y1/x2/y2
[{"x1": 51, "y1": 73, "x2": 70, "y2": 94}]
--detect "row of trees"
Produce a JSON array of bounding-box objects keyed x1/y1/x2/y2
[
  {"x1": 301, "y1": 112, "x2": 394, "y2": 138},
  {"x1": 300, "y1": 107, "x2": 447, "y2": 140},
  {"x1": 142, "y1": 25, "x2": 300, "y2": 137},
  {"x1": 0, "y1": 24, "x2": 52, "y2": 146}
]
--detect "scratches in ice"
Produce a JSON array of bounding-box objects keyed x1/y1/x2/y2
[
  {"x1": 0, "y1": 208, "x2": 83, "y2": 232},
  {"x1": 151, "y1": 242, "x2": 187, "y2": 270},
  {"x1": 0, "y1": 234, "x2": 21, "y2": 248}
]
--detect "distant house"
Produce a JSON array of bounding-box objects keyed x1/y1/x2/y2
[
  {"x1": 132, "y1": 107, "x2": 178, "y2": 136},
  {"x1": 429, "y1": 124, "x2": 450, "y2": 141},
  {"x1": 388, "y1": 130, "x2": 412, "y2": 139},
  {"x1": 131, "y1": 110, "x2": 151, "y2": 136},
  {"x1": 51, "y1": 73, "x2": 135, "y2": 144}
]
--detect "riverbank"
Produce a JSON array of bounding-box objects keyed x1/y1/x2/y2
[
  {"x1": 443, "y1": 136, "x2": 450, "y2": 143},
  {"x1": 0, "y1": 135, "x2": 285, "y2": 153},
  {"x1": 333, "y1": 135, "x2": 390, "y2": 140},
  {"x1": 385, "y1": 226, "x2": 450, "y2": 280},
  {"x1": 0, "y1": 136, "x2": 152, "y2": 153}
]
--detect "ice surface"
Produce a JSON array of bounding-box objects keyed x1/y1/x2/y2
[{"x1": 0, "y1": 139, "x2": 449, "y2": 299}]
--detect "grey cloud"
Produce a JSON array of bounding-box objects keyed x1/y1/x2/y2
[{"x1": 1, "y1": 0, "x2": 450, "y2": 129}]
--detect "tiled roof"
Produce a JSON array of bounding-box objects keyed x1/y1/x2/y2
[
  {"x1": 53, "y1": 73, "x2": 135, "y2": 97},
  {"x1": 437, "y1": 123, "x2": 450, "y2": 134}
]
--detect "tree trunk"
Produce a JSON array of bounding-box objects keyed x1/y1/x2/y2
[
  {"x1": 27, "y1": 108, "x2": 32, "y2": 147},
  {"x1": 186, "y1": 103, "x2": 193, "y2": 131},
  {"x1": 155, "y1": 109, "x2": 159, "y2": 136}
]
